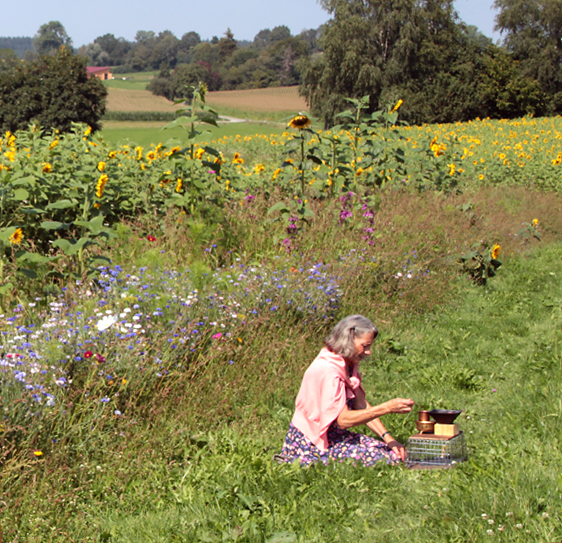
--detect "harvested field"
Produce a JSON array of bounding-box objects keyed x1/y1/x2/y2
[
  {"x1": 106, "y1": 86, "x2": 308, "y2": 115},
  {"x1": 106, "y1": 88, "x2": 182, "y2": 113},
  {"x1": 205, "y1": 86, "x2": 308, "y2": 112}
]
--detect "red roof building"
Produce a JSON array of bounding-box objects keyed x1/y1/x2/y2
[{"x1": 86, "y1": 66, "x2": 112, "y2": 80}]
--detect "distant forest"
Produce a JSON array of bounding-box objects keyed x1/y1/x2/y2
[
  {"x1": 0, "y1": 37, "x2": 33, "y2": 58},
  {"x1": 0, "y1": 25, "x2": 322, "y2": 98},
  {"x1": 82, "y1": 26, "x2": 323, "y2": 98}
]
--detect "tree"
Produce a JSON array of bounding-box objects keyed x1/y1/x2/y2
[
  {"x1": 300, "y1": 0, "x2": 457, "y2": 123},
  {"x1": 78, "y1": 42, "x2": 109, "y2": 66},
  {"x1": 218, "y1": 28, "x2": 237, "y2": 61},
  {"x1": 93, "y1": 33, "x2": 132, "y2": 66},
  {"x1": 181, "y1": 31, "x2": 201, "y2": 50},
  {"x1": 33, "y1": 21, "x2": 73, "y2": 55},
  {"x1": 177, "y1": 31, "x2": 201, "y2": 64},
  {"x1": 0, "y1": 48, "x2": 20, "y2": 71},
  {"x1": 300, "y1": 0, "x2": 543, "y2": 124},
  {"x1": 171, "y1": 63, "x2": 211, "y2": 98},
  {"x1": 150, "y1": 31, "x2": 180, "y2": 68},
  {"x1": 494, "y1": 0, "x2": 562, "y2": 113},
  {"x1": 0, "y1": 47, "x2": 107, "y2": 133},
  {"x1": 146, "y1": 65, "x2": 174, "y2": 100}
]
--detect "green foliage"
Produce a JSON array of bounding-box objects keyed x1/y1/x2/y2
[
  {"x1": 32, "y1": 20, "x2": 73, "y2": 56},
  {"x1": 494, "y1": 0, "x2": 562, "y2": 113},
  {"x1": 102, "y1": 110, "x2": 177, "y2": 122},
  {"x1": 0, "y1": 47, "x2": 107, "y2": 133},
  {"x1": 0, "y1": 47, "x2": 21, "y2": 71},
  {"x1": 0, "y1": 36, "x2": 33, "y2": 59},
  {"x1": 300, "y1": 0, "x2": 549, "y2": 125},
  {"x1": 458, "y1": 243, "x2": 502, "y2": 285}
]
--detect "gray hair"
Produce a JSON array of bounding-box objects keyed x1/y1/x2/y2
[{"x1": 324, "y1": 315, "x2": 378, "y2": 359}]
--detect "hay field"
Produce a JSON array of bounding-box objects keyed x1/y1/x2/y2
[
  {"x1": 106, "y1": 88, "x2": 183, "y2": 113},
  {"x1": 106, "y1": 86, "x2": 308, "y2": 115},
  {"x1": 205, "y1": 86, "x2": 308, "y2": 112}
]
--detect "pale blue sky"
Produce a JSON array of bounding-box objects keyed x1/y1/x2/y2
[{"x1": 2, "y1": 0, "x2": 500, "y2": 47}]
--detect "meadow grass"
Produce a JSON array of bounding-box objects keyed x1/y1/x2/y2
[
  {"x1": 99, "y1": 121, "x2": 289, "y2": 147},
  {"x1": 1, "y1": 185, "x2": 561, "y2": 542},
  {"x1": 5, "y1": 242, "x2": 561, "y2": 542},
  {"x1": 103, "y1": 72, "x2": 158, "y2": 91}
]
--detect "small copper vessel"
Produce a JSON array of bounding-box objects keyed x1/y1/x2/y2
[
  {"x1": 418, "y1": 410, "x2": 430, "y2": 422},
  {"x1": 415, "y1": 420, "x2": 435, "y2": 434}
]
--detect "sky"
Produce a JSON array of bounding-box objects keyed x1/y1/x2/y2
[{"x1": 2, "y1": 0, "x2": 501, "y2": 47}]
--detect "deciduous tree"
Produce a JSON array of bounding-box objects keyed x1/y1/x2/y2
[
  {"x1": 0, "y1": 47, "x2": 107, "y2": 133},
  {"x1": 33, "y1": 21, "x2": 73, "y2": 55},
  {"x1": 494, "y1": 0, "x2": 562, "y2": 112}
]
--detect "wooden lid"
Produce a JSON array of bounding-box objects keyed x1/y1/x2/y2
[{"x1": 408, "y1": 431, "x2": 464, "y2": 441}]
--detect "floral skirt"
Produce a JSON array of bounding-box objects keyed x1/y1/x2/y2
[{"x1": 279, "y1": 422, "x2": 400, "y2": 466}]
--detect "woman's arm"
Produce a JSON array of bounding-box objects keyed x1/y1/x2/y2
[
  {"x1": 336, "y1": 397, "x2": 414, "y2": 430},
  {"x1": 342, "y1": 396, "x2": 411, "y2": 461}
]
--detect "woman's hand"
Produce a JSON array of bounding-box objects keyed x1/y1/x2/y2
[
  {"x1": 386, "y1": 439, "x2": 407, "y2": 461},
  {"x1": 385, "y1": 397, "x2": 415, "y2": 414}
]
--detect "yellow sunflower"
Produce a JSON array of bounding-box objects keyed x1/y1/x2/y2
[
  {"x1": 96, "y1": 174, "x2": 109, "y2": 198},
  {"x1": 390, "y1": 99, "x2": 403, "y2": 113},
  {"x1": 9, "y1": 228, "x2": 23, "y2": 245},
  {"x1": 288, "y1": 115, "x2": 311, "y2": 129},
  {"x1": 491, "y1": 243, "x2": 501, "y2": 260}
]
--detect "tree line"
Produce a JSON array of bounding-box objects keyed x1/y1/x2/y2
[
  {"x1": 1, "y1": 0, "x2": 561, "y2": 129},
  {"x1": 0, "y1": 21, "x2": 323, "y2": 98},
  {"x1": 300, "y1": 0, "x2": 562, "y2": 124}
]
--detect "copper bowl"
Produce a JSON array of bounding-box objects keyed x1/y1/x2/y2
[
  {"x1": 428, "y1": 409, "x2": 462, "y2": 424},
  {"x1": 418, "y1": 410, "x2": 430, "y2": 422},
  {"x1": 415, "y1": 420, "x2": 435, "y2": 434}
]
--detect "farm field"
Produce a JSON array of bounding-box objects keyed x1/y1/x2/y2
[
  {"x1": 100, "y1": 120, "x2": 288, "y2": 148},
  {"x1": 105, "y1": 87, "x2": 182, "y2": 113},
  {"x1": 104, "y1": 84, "x2": 308, "y2": 123},
  {"x1": 2, "y1": 103, "x2": 562, "y2": 541}
]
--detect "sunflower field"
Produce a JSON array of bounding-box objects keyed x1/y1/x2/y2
[{"x1": 2, "y1": 106, "x2": 562, "y2": 282}]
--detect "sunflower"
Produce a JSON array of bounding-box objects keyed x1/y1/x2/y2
[
  {"x1": 491, "y1": 243, "x2": 501, "y2": 260},
  {"x1": 288, "y1": 115, "x2": 311, "y2": 129},
  {"x1": 9, "y1": 228, "x2": 23, "y2": 245},
  {"x1": 390, "y1": 99, "x2": 403, "y2": 113},
  {"x1": 96, "y1": 174, "x2": 109, "y2": 198}
]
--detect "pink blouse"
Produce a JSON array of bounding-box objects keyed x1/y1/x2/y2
[{"x1": 291, "y1": 347, "x2": 364, "y2": 450}]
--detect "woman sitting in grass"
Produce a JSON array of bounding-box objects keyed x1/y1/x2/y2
[{"x1": 280, "y1": 314, "x2": 414, "y2": 466}]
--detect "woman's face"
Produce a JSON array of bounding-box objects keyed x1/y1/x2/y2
[{"x1": 350, "y1": 331, "x2": 375, "y2": 364}]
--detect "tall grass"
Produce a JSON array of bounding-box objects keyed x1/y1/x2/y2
[{"x1": 1, "y1": 186, "x2": 562, "y2": 541}]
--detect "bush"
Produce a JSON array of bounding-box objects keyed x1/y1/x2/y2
[{"x1": 0, "y1": 46, "x2": 107, "y2": 133}]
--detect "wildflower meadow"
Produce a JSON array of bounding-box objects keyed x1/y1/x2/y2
[{"x1": 1, "y1": 93, "x2": 562, "y2": 542}]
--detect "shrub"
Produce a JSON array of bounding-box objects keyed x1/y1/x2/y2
[{"x1": 0, "y1": 47, "x2": 107, "y2": 133}]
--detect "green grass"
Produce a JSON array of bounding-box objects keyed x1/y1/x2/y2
[
  {"x1": 4, "y1": 236, "x2": 562, "y2": 542},
  {"x1": 205, "y1": 106, "x2": 306, "y2": 123},
  {"x1": 103, "y1": 71, "x2": 157, "y2": 90},
  {"x1": 99, "y1": 120, "x2": 288, "y2": 147},
  {"x1": 102, "y1": 244, "x2": 562, "y2": 542}
]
